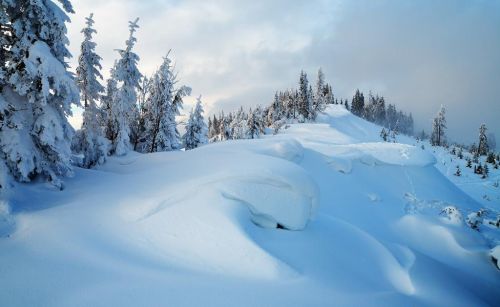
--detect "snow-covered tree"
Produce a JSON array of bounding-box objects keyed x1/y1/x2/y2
[
  {"x1": 431, "y1": 105, "x2": 447, "y2": 147},
  {"x1": 143, "y1": 54, "x2": 191, "y2": 152},
  {"x1": 246, "y1": 109, "x2": 260, "y2": 139},
  {"x1": 313, "y1": 68, "x2": 327, "y2": 113},
  {"x1": 183, "y1": 96, "x2": 208, "y2": 150},
  {"x1": 72, "y1": 13, "x2": 108, "y2": 168},
  {"x1": 100, "y1": 65, "x2": 118, "y2": 142},
  {"x1": 0, "y1": 0, "x2": 79, "y2": 188},
  {"x1": 110, "y1": 18, "x2": 142, "y2": 155},
  {"x1": 133, "y1": 76, "x2": 150, "y2": 151},
  {"x1": 351, "y1": 89, "x2": 365, "y2": 117},
  {"x1": 298, "y1": 71, "x2": 314, "y2": 121},
  {"x1": 477, "y1": 124, "x2": 489, "y2": 156}
]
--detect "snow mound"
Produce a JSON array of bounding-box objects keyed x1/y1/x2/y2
[
  {"x1": 326, "y1": 156, "x2": 352, "y2": 174},
  {"x1": 491, "y1": 246, "x2": 500, "y2": 270},
  {"x1": 201, "y1": 138, "x2": 305, "y2": 164},
  {"x1": 331, "y1": 143, "x2": 436, "y2": 167},
  {"x1": 219, "y1": 172, "x2": 318, "y2": 230}
]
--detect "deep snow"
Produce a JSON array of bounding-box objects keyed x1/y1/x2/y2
[{"x1": 1, "y1": 105, "x2": 499, "y2": 306}]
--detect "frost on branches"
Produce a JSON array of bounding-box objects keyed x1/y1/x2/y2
[
  {"x1": 110, "y1": 18, "x2": 142, "y2": 156},
  {"x1": 142, "y1": 54, "x2": 191, "y2": 153},
  {"x1": 431, "y1": 105, "x2": 447, "y2": 147},
  {"x1": 0, "y1": 0, "x2": 79, "y2": 188},
  {"x1": 72, "y1": 13, "x2": 109, "y2": 168},
  {"x1": 183, "y1": 96, "x2": 208, "y2": 150}
]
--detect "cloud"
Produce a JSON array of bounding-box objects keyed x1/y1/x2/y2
[{"x1": 66, "y1": 0, "x2": 500, "y2": 144}]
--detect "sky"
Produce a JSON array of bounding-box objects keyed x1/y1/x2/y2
[{"x1": 65, "y1": 0, "x2": 500, "y2": 146}]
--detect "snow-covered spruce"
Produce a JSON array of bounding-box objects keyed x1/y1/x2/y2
[
  {"x1": 71, "y1": 13, "x2": 109, "y2": 168},
  {"x1": 110, "y1": 18, "x2": 142, "y2": 156},
  {"x1": 477, "y1": 123, "x2": 489, "y2": 156},
  {"x1": 0, "y1": 0, "x2": 78, "y2": 188},
  {"x1": 141, "y1": 53, "x2": 191, "y2": 153},
  {"x1": 431, "y1": 105, "x2": 447, "y2": 146},
  {"x1": 183, "y1": 96, "x2": 208, "y2": 150}
]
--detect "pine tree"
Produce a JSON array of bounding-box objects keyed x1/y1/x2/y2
[
  {"x1": 431, "y1": 105, "x2": 447, "y2": 146},
  {"x1": 111, "y1": 18, "x2": 142, "y2": 155},
  {"x1": 454, "y1": 165, "x2": 461, "y2": 177},
  {"x1": 298, "y1": 71, "x2": 313, "y2": 121},
  {"x1": 486, "y1": 152, "x2": 495, "y2": 164},
  {"x1": 482, "y1": 164, "x2": 489, "y2": 179},
  {"x1": 143, "y1": 54, "x2": 191, "y2": 152},
  {"x1": 183, "y1": 96, "x2": 208, "y2": 150},
  {"x1": 476, "y1": 163, "x2": 483, "y2": 175},
  {"x1": 466, "y1": 158, "x2": 472, "y2": 168},
  {"x1": 208, "y1": 115, "x2": 218, "y2": 141},
  {"x1": 314, "y1": 68, "x2": 327, "y2": 113},
  {"x1": 380, "y1": 128, "x2": 388, "y2": 141},
  {"x1": 477, "y1": 124, "x2": 489, "y2": 156},
  {"x1": 246, "y1": 110, "x2": 260, "y2": 139},
  {"x1": 101, "y1": 65, "x2": 118, "y2": 141},
  {"x1": 0, "y1": 0, "x2": 79, "y2": 188},
  {"x1": 72, "y1": 13, "x2": 108, "y2": 168},
  {"x1": 351, "y1": 89, "x2": 365, "y2": 117},
  {"x1": 133, "y1": 76, "x2": 150, "y2": 151}
]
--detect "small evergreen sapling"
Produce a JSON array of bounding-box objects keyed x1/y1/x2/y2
[{"x1": 183, "y1": 96, "x2": 208, "y2": 150}]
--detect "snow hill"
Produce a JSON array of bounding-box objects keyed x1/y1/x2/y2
[{"x1": 1, "y1": 105, "x2": 499, "y2": 306}]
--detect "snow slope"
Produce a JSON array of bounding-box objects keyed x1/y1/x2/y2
[{"x1": 1, "y1": 105, "x2": 499, "y2": 306}]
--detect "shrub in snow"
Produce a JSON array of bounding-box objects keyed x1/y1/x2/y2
[
  {"x1": 440, "y1": 206, "x2": 463, "y2": 225},
  {"x1": 466, "y1": 209, "x2": 487, "y2": 231}
]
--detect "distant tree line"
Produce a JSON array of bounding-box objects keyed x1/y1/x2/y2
[
  {"x1": 208, "y1": 69, "x2": 415, "y2": 143},
  {"x1": 351, "y1": 89, "x2": 414, "y2": 136}
]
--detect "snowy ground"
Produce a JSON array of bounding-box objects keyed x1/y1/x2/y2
[{"x1": 1, "y1": 105, "x2": 499, "y2": 306}]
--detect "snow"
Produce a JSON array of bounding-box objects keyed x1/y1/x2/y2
[{"x1": 1, "y1": 105, "x2": 499, "y2": 306}]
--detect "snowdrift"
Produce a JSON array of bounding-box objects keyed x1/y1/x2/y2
[{"x1": 1, "y1": 105, "x2": 499, "y2": 307}]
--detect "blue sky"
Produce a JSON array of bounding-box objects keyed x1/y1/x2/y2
[{"x1": 66, "y1": 0, "x2": 500, "y2": 146}]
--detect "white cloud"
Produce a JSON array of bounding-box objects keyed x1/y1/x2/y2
[{"x1": 66, "y1": 0, "x2": 500, "y2": 144}]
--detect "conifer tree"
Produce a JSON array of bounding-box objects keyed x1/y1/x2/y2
[
  {"x1": 0, "y1": 0, "x2": 79, "y2": 187},
  {"x1": 477, "y1": 124, "x2": 489, "y2": 156},
  {"x1": 314, "y1": 68, "x2": 327, "y2": 113},
  {"x1": 431, "y1": 105, "x2": 447, "y2": 146},
  {"x1": 72, "y1": 13, "x2": 108, "y2": 168},
  {"x1": 246, "y1": 109, "x2": 260, "y2": 139},
  {"x1": 101, "y1": 65, "x2": 118, "y2": 142},
  {"x1": 111, "y1": 18, "x2": 142, "y2": 155},
  {"x1": 143, "y1": 54, "x2": 191, "y2": 152},
  {"x1": 351, "y1": 89, "x2": 365, "y2": 117},
  {"x1": 298, "y1": 71, "x2": 313, "y2": 121},
  {"x1": 183, "y1": 96, "x2": 208, "y2": 150}
]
